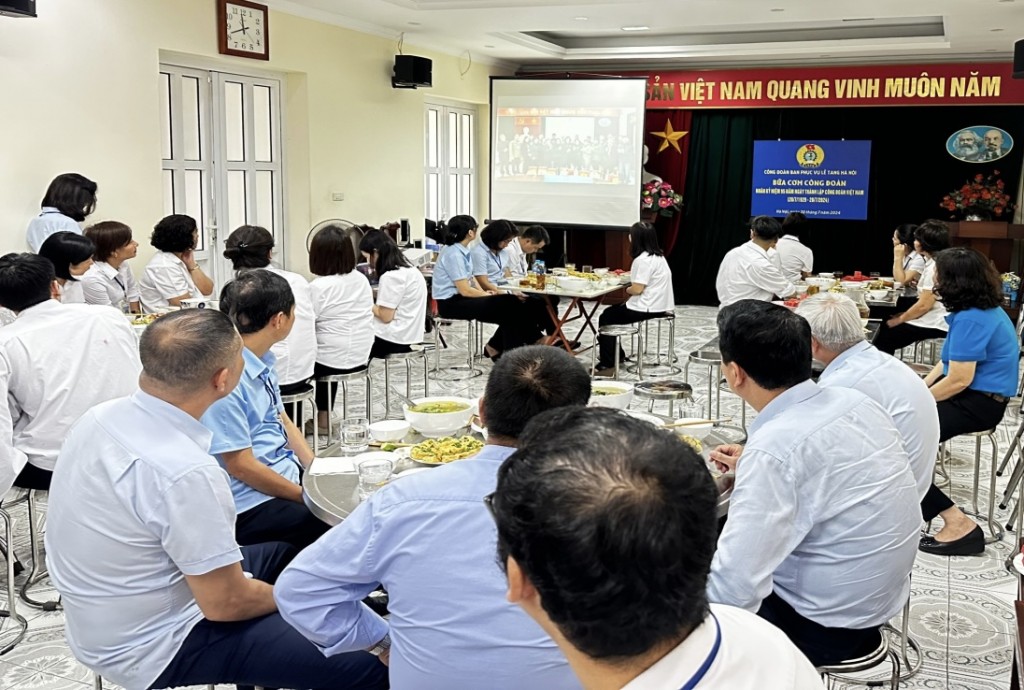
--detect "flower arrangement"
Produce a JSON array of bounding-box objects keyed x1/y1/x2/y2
[
  {"x1": 641, "y1": 180, "x2": 683, "y2": 218},
  {"x1": 941, "y1": 170, "x2": 1014, "y2": 220}
]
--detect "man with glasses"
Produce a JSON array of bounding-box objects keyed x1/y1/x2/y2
[{"x1": 275, "y1": 345, "x2": 592, "y2": 689}]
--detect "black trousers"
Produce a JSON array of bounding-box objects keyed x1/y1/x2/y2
[
  {"x1": 523, "y1": 295, "x2": 559, "y2": 337},
  {"x1": 921, "y1": 388, "x2": 1009, "y2": 521},
  {"x1": 758, "y1": 590, "x2": 881, "y2": 667},
  {"x1": 597, "y1": 304, "x2": 664, "y2": 368},
  {"x1": 278, "y1": 379, "x2": 313, "y2": 427},
  {"x1": 370, "y1": 336, "x2": 413, "y2": 359},
  {"x1": 436, "y1": 294, "x2": 541, "y2": 353},
  {"x1": 313, "y1": 361, "x2": 368, "y2": 412},
  {"x1": 13, "y1": 462, "x2": 52, "y2": 490},
  {"x1": 872, "y1": 321, "x2": 946, "y2": 355},
  {"x1": 149, "y1": 542, "x2": 388, "y2": 690},
  {"x1": 235, "y1": 496, "x2": 330, "y2": 550}
]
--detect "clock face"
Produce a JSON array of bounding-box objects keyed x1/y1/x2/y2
[{"x1": 224, "y1": 3, "x2": 266, "y2": 55}]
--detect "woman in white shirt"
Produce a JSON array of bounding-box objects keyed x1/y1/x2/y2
[
  {"x1": 81, "y1": 221, "x2": 141, "y2": 312},
  {"x1": 26, "y1": 173, "x2": 97, "y2": 252},
  {"x1": 138, "y1": 215, "x2": 214, "y2": 312},
  {"x1": 358, "y1": 229, "x2": 428, "y2": 358},
  {"x1": 892, "y1": 223, "x2": 926, "y2": 286},
  {"x1": 309, "y1": 224, "x2": 374, "y2": 431},
  {"x1": 874, "y1": 220, "x2": 951, "y2": 355},
  {"x1": 223, "y1": 225, "x2": 317, "y2": 397},
  {"x1": 37, "y1": 231, "x2": 94, "y2": 304},
  {"x1": 595, "y1": 222, "x2": 675, "y2": 374},
  {"x1": 774, "y1": 212, "x2": 814, "y2": 284}
]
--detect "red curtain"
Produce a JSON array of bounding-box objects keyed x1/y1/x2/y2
[{"x1": 643, "y1": 110, "x2": 693, "y2": 256}]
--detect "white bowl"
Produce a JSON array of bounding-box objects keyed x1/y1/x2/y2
[
  {"x1": 369, "y1": 419, "x2": 411, "y2": 443},
  {"x1": 840, "y1": 281, "x2": 862, "y2": 291},
  {"x1": 558, "y1": 276, "x2": 590, "y2": 292},
  {"x1": 593, "y1": 268, "x2": 610, "y2": 276},
  {"x1": 589, "y1": 381, "x2": 634, "y2": 409},
  {"x1": 806, "y1": 277, "x2": 833, "y2": 290},
  {"x1": 817, "y1": 273, "x2": 835, "y2": 279},
  {"x1": 624, "y1": 410, "x2": 666, "y2": 428},
  {"x1": 867, "y1": 289, "x2": 889, "y2": 301},
  {"x1": 794, "y1": 284, "x2": 809, "y2": 295},
  {"x1": 672, "y1": 418, "x2": 714, "y2": 440},
  {"x1": 403, "y1": 396, "x2": 476, "y2": 438}
]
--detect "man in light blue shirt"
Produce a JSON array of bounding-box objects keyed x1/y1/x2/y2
[
  {"x1": 46, "y1": 309, "x2": 386, "y2": 690},
  {"x1": 275, "y1": 345, "x2": 592, "y2": 690},
  {"x1": 707, "y1": 299, "x2": 920, "y2": 668},
  {"x1": 797, "y1": 292, "x2": 939, "y2": 501},
  {"x1": 201, "y1": 270, "x2": 327, "y2": 550}
]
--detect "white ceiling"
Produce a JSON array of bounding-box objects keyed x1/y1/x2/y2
[{"x1": 268, "y1": 0, "x2": 1024, "y2": 70}]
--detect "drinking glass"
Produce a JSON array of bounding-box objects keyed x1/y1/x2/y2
[
  {"x1": 357, "y1": 457, "x2": 394, "y2": 500},
  {"x1": 565, "y1": 262, "x2": 577, "y2": 272},
  {"x1": 342, "y1": 417, "x2": 370, "y2": 453},
  {"x1": 582, "y1": 264, "x2": 593, "y2": 274}
]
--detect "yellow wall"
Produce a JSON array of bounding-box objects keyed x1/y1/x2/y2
[{"x1": 0, "y1": 0, "x2": 507, "y2": 273}]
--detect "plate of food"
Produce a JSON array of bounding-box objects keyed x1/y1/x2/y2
[
  {"x1": 408, "y1": 435, "x2": 485, "y2": 466},
  {"x1": 403, "y1": 396, "x2": 476, "y2": 437}
]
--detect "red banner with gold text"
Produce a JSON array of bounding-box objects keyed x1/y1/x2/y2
[{"x1": 623, "y1": 63, "x2": 1024, "y2": 109}]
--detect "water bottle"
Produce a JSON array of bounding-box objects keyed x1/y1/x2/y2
[{"x1": 533, "y1": 259, "x2": 546, "y2": 290}]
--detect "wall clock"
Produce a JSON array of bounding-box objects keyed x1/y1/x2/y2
[{"x1": 217, "y1": 0, "x2": 269, "y2": 61}]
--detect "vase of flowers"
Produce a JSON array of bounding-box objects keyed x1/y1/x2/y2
[
  {"x1": 641, "y1": 180, "x2": 683, "y2": 219},
  {"x1": 940, "y1": 170, "x2": 1014, "y2": 221}
]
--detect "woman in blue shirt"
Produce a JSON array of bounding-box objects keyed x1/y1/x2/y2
[
  {"x1": 432, "y1": 215, "x2": 540, "y2": 359},
  {"x1": 919, "y1": 247, "x2": 1019, "y2": 556}
]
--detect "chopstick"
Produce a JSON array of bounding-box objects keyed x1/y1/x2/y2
[
  {"x1": 664, "y1": 418, "x2": 731, "y2": 428},
  {"x1": 368, "y1": 441, "x2": 414, "y2": 448}
]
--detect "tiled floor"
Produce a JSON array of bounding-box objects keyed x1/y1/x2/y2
[{"x1": 0, "y1": 304, "x2": 1020, "y2": 689}]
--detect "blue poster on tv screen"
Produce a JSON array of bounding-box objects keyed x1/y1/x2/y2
[{"x1": 750, "y1": 140, "x2": 872, "y2": 220}]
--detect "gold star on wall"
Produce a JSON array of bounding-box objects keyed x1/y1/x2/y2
[{"x1": 650, "y1": 119, "x2": 688, "y2": 154}]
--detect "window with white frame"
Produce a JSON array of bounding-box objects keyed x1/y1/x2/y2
[
  {"x1": 159, "y1": 64, "x2": 284, "y2": 285},
  {"x1": 424, "y1": 101, "x2": 476, "y2": 223}
]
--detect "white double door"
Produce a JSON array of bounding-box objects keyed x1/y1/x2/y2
[{"x1": 159, "y1": 64, "x2": 285, "y2": 288}]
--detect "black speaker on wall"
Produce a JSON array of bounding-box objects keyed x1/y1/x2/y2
[
  {"x1": 0, "y1": 0, "x2": 35, "y2": 17},
  {"x1": 392, "y1": 55, "x2": 432, "y2": 89},
  {"x1": 1014, "y1": 39, "x2": 1024, "y2": 79}
]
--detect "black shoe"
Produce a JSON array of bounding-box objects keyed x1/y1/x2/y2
[{"x1": 918, "y1": 525, "x2": 985, "y2": 556}]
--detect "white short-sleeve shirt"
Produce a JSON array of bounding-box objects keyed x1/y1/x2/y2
[
  {"x1": 81, "y1": 261, "x2": 141, "y2": 308},
  {"x1": 26, "y1": 207, "x2": 81, "y2": 253},
  {"x1": 267, "y1": 267, "x2": 317, "y2": 385},
  {"x1": 310, "y1": 271, "x2": 374, "y2": 369},
  {"x1": 908, "y1": 259, "x2": 949, "y2": 332},
  {"x1": 59, "y1": 279, "x2": 86, "y2": 304},
  {"x1": 715, "y1": 241, "x2": 797, "y2": 307},
  {"x1": 46, "y1": 391, "x2": 243, "y2": 690},
  {"x1": 627, "y1": 252, "x2": 675, "y2": 313},
  {"x1": 375, "y1": 266, "x2": 428, "y2": 345},
  {"x1": 0, "y1": 300, "x2": 141, "y2": 495},
  {"x1": 139, "y1": 251, "x2": 202, "y2": 312},
  {"x1": 774, "y1": 235, "x2": 814, "y2": 284}
]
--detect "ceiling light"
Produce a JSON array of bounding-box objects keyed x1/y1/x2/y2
[
  {"x1": 621, "y1": 25, "x2": 650, "y2": 31},
  {"x1": 574, "y1": 16, "x2": 588, "y2": 21},
  {"x1": 408, "y1": 21, "x2": 421, "y2": 26},
  {"x1": 991, "y1": 27, "x2": 1005, "y2": 31},
  {"x1": 484, "y1": 44, "x2": 496, "y2": 48},
  {"x1": 770, "y1": 8, "x2": 785, "y2": 12}
]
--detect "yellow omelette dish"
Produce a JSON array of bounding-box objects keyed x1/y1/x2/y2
[
  {"x1": 566, "y1": 269, "x2": 601, "y2": 281},
  {"x1": 679, "y1": 435, "x2": 703, "y2": 454},
  {"x1": 409, "y1": 436, "x2": 484, "y2": 464}
]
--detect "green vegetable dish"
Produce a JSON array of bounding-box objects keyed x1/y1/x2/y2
[
  {"x1": 591, "y1": 387, "x2": 625, "y2": 396},
  {"x1": 408, "y1": 401, "x2": 470, "y2": 414}
]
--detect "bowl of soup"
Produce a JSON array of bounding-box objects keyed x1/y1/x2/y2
[
  {"x1": 403, "y1": 396, "x2": 476, "y2": 437},
  {"x1": 588, "y1": 381, "x2": 634, "y2": 410}
]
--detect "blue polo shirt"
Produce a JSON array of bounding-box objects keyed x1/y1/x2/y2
[
  {"x1": 431, "y1": 243, "x2": 472, "y2": 300},
  {"x1": 470, "y1": 242, "x2": 507, "y2": 286},
  {"x1": 942, "y1": 307, "x2": 1020, "y2": 398},
  {"x1": 200, "y1": 347, "x2": 301, "y2": 513}
]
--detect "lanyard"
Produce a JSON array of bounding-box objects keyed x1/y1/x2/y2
[
  {"x1": 678, "y1": 614, "x2": 721, "y2": 690},
  {"x1": 491, "y1": 250, "x2": 503, "y2": 272},
  {"x1": 113, "y1": 274, "x2": 126, "y2": 296}
]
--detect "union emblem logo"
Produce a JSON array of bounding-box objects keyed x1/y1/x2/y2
[{"x1": 796, "y1": 144, "x2": 825, "y2": 168}]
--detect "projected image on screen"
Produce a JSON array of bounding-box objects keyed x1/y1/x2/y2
[
  {"x1": 490, "y1": 79, "x2": 648, "y2": 228},
  {"x1": 494, "y1": 108, "x2": 637, "y2": 185}
]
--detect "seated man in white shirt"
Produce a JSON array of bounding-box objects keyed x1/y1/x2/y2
[
  {"x1": 45, "y1": 309, "x2": 387, "y2": 690},
  {"x1": 796, "y1": 293, "x2": 939, "y2": 502},
  {"x1": 707, "y1": 300, "x2": 920, "y2": 667},
  {"x1": 275, "y1": 345, "x2": 593, "y2": 690},
  {"x1": 0, "y1": 252, "x2": 140, "y2": 496},
  {"x1": 491, "y1": 407, "x2": 822, "y2": 690},
  {"x1": 715, "y1": 216, "x2": 796, "y2": 307},
  {"x1": 775, "y1": 212, "x2": 814, "y2": 283},
  {"x1": 201, "y1": 270, "x2": 328, "y2": 550}
]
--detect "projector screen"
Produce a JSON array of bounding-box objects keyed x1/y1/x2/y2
[{"x1": 490, "y1": 78, "x2": 648, "y2": 227}]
